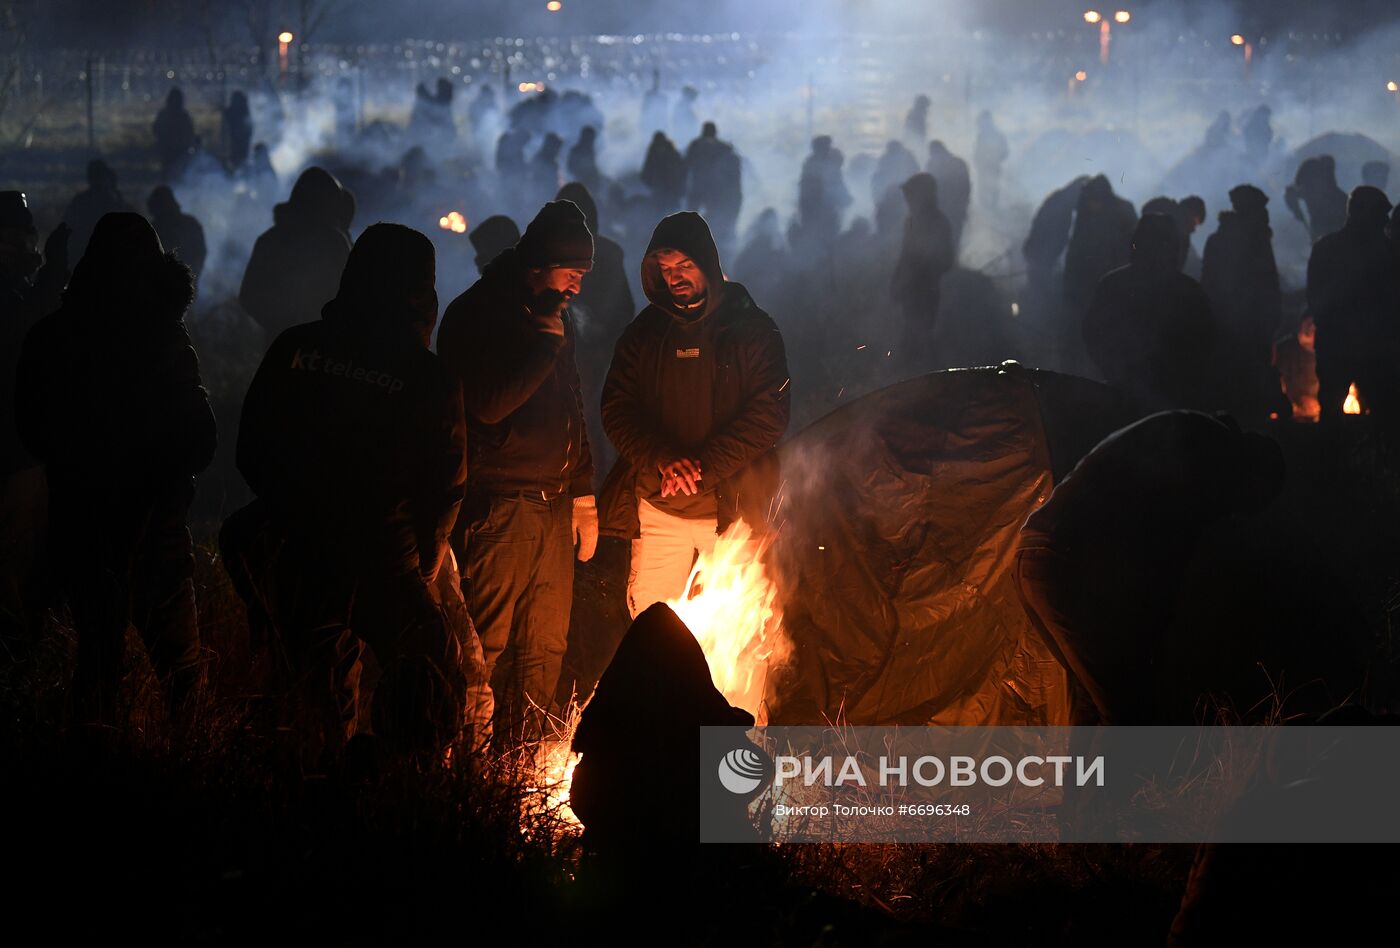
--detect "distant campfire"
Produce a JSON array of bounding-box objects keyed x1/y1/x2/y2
[{"x1": 438, "y1": 211, "x2": 467, "y2": 233}]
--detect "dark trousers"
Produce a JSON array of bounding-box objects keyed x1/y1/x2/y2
[
  {"x1": 51, "y1": 483, "x2": 201, "y2": 727},
  {"x1": 463, "y1": 492, "x2": 573, "y2": 743},
  {"x1": 222, "y1": 505, "x2": 484, "y2": 759}
]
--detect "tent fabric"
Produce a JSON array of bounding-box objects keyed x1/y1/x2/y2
[{"x1": 765, "y1": 364, "x2": 1129, "y2": 727}]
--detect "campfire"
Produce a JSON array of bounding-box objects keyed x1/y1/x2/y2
[
  {"x1": 526, "y1": 519, "x2": 791, "y2": 829},
  {"x1": 1344, "y1": 383, "x2": 1362, "y2": 415},
  {"x1": 438, "y1": 211, "x2": 468, "y2": 233}
]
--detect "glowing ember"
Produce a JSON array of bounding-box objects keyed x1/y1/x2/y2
[
  {"x1": 1344, "y1": 383, "x2": 1362, "y2": 415},
  {"x1": 438, "y1": 210, "x2": 467, "y2": 233},
  {"x1": 666, "y1": 519, "x2": 792, "y2": 722}
]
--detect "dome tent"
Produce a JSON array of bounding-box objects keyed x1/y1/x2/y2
[{"x1": 764, "y1": 363, "x2": 1132, "y2": 726}]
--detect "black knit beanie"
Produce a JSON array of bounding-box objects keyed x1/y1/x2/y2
[{"x1": 517, "y1": 200, "x2": 594, "y2": 270}]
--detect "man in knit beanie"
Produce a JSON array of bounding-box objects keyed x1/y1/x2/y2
[{"x1": 437, "y1": 200, "x2": 597, "y2": 745}]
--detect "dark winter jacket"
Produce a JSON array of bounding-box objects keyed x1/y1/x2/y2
[
  {"x1": 239, "y1": 168, "x2": 353, "y2": 341},
  {"x1": 600, "y1": 212, "x2": 790, "y2": 538},
  {"x1": 1306, "y1": 220, "x2": 1395, "y2": 356},
  {"x1": 1083, "y1": 262, "x2": 1216, "y2": 413},
  {"x1": 437, "y1": 247, "x2": 593, "y2": 498},
  {"x1": 237, "y1": 305, "x2": 466, "y2": 580},
  {"x1": 16, "y1": 219, "x2": 215, "y2": 499},
  {"x1": 1200, "y1": 211, "x2": 1282, "y2": 349}
]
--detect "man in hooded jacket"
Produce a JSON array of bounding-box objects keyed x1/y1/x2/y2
[
  {"x1": 600, "y1": 211, "x2": 790, "y2": 618},
  {"x1": 437, "y1": 200, "x2": 598, "y2": 744},
  {"x1": 16, "y1": 212, "x2": 215, "y2": 725},
  {"x1": 239, "y1": 167, "x2": 354, "y2": 345},
  {"x1": 231, "y1": 223, "x2": 484, "y2": 759}
]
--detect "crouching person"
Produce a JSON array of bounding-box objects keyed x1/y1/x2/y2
[{"x1": 228, "y1": 223, "x2": 489, "y2": 762}]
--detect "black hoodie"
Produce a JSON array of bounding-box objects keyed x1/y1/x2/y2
[{"x1": 600, "y1": 212, "x2": 789, "y2": 537}]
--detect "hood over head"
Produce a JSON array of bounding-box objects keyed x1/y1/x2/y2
[
  {"x1": 555, "y1": 181, "x2": 599, "y2": 235},
  {"x1": 276, "y1": 166, "x2": 346, "y2": 228},
  {"x1": 65, "y1": 212, "x2": 193, "y2": 318},
  {"x1": 469, "y1": 214, "x2": 520, "y2": 269},
  {"x1": 322, "y1": 222, "x2": 437, "y2": 335},
  {"x1": 642, "y1": 211, "x2": 725, "y2": 319}
]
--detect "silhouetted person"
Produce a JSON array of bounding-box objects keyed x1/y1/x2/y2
[
  {"x1": 1273, "y1": 316, "x2": 1320, "y2": 422},
  {"x1": 1241, "y1": 105, "x2": 1273, "y2": 166},
  {"x1": 870, "y1": 140, "x2": 920, "y2": 209},
  {"x1": 974, "y1": 110, "x2": 1010, "y2": 210},
  {"x1": 903, "y1": 94, "x2": 930, "y2": 148},
  {"x1": 1201, "y1": 185, "x2": 1283, "y2": 424},
  {"x1": 1064, "y1": 174, "x2": 1137, "y2": 323},
  {"x1": 231, "y1": 223, "x2": 485, "y2": 759},
  {"x1": 1140, "y1": 196, "x2": 1189, "y2": 270},
  {"x1": 672, "y1": 85, "x2": 699, "y2": 144},
  {"x1": 1023, "y1": 176, "x2": 1088, "y2": 291},
  {"x1": 468, "y1": 214, "x2": 520, "y2": 275},
  {"x1": 153, "y1": 88, "x2": 196, "y2": 180},
  {"x1": 0, "y1": 193, "x2": 67, "y2": 657},
  {"x1": 641, "y1": 67, "x2": 667, "y2": 136},
  {"x1": 1361, "y1": 160, "x2": 1390, "y2": 194},
  {"x1": 641, "y1": 131, "x2": 687, "y2": 217},
  {"x1": 1016, "y1": 411, "x2": 1284, "y2": 728},
  {"x1": 529, "y1": 132, "x2": 564, "y2": 208},
  {"x1": 410, "y1": 77, "x2": 456, "y2": 140},
  {"x1": 1307, "y1": 186, "x2": 1396, "y2": 420},
  {"x1": 1084, "y1": 214, "x2": 1215, "y2": 414},
  {"x1": 15, "y1": 213, "x2": 215, "y2": 726},
  {"x1": 239, "y1": 167, "x2": 353, "y2": 344},
  {"x1": 468, "y1": 84, "x2": 498, "y2": 135},
  {"x1": 790, "y1": 135, "x2": 851, "y2": 256},
  {"x1": 247, "y1": 142, "x2": 278, "y2": 197},
  {"x1": 147, "y1": 186, "x2": 207, "y2": 281},
  {"x1": 925, "y1": 140, "x2": 971, "y2": 248},
  {"x1": 221, "y1": 90, "x2": 253, "y2": 171},
  {"x1": 567, "y1": 125, "x2": 602, "y2": 196},
  {"x1": 891, "y1": 173, "x2": 955, "y2": 368},
  {"x1": 733, "y1": 208, "x2": 789, "y2": 300},
  {"x1": 62, "y1": 159, "x2": 134, "y2": 263},
  {"x1": 1180, "y1": 195, "x2": 1206, "y2": 278},
  {"x1": 684, "y1": 122, "x2": 742, "y2": 251},
  {"x1": 1286, "y1": 155, "x2": 1347, "y2": 244},
  {"x1": 437, "y1": 201, "x2": 597, "y2": 744},
  {"x1": 600, "y1": 212, "x2": 789, "y2": 616},
  {"x1": 570, "y1": 602, "x2": 761, "y2": 862}
]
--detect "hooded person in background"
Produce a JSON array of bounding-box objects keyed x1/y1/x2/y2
[
  {"x1": 15, "y1": 213, "x2": 215, "y2": 727},
  {"x1": 62, "y1": 159, "x2": 134, "y2": 263},
  {"x1": 239, "y1": 167, "x2": 354, "y2": 345},
  {"x1": 1307, "y1": 186, "x2": 1397, "y2": 421},
  {"x1": 684, "y1": 122, "x2": 743, "y2": 254},
  {"x1": 600, "y1": 211, "x2": 790, "y2": 618},
  {"x1": 221, "y1": 91, "x2": 254, "y2": 171},
  {"x1": 1201, "y1": 185, "x2": 1284, "y2": 424},
  {"x1": 1083, "y1": 214, "x2": 1216, "y2": 417},
  {"x1": 890, "y1": 173, "x2": 955, "y2": 369},
  {"x1": 437, "y1": 200, "x2": 597, "y2": 744},
  {"x1": 1285, "y1": 155, "x2": 1348, "y2": 244},
  {"x1": 566, "y1": 126, "x2": 603, "y2": 197},
  {"x1": 925, "y1": 140, "x2": 971, "y2": 249},
  {"x1": 230, "y1": 223, "x2": 484, "y2": 761},
  {"x1": 468, "y1": 214, "x2": 520, "y2": 276},
  {"x1": 974, "y1": 111, "x2": 1010, "y2": 210},
  {"x1": 903, "y1": 94, "x2": 930, "y2": 149},
  {"x1": 0, "y1": 193, "x2": 68, "y2": 660},
  {"x1": 153, "y1": 87, "x2": 196, "y2": 180},
  {"x1": 1062, "y1": 174, "x2": 1138, "y2": 373},
  {"x1": 641, "y1": 131, "x2": 687, "y2": 218},
  {"x1": 147, "y1": 186, "x2": 207, "y2": 282}
]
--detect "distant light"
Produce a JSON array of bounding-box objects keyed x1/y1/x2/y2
[
  {"x1": 277, "y1": 31, "x2": 293, "y2": 44},
  {"x1": 1114, "y1": 10, "x2": 1131, "y2": 24},
  {"x1": 1083, "y1": 10, "x2": 1102, "y2": 24},
  {"x1": 1389, "y1": 80, "x2": 1399, "y2": 93},
  {"x1": 1231, "y1": 34, "x2": 1245, "y2": 46},
  {"x1": 518, "y1": 81, "x2": 545, "y2": 93},
  {"x1": 1075, "y1": 70, "x2": 1088, "y2": 81},
  {"x1": 546, "y1": 0, "x2": 562, "y2": 10}
]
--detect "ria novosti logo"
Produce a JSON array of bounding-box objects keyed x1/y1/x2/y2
[{"x1": 717, "y1": 747, "x2": 770, "y2": 795}]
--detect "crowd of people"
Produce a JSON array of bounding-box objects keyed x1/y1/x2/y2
[{"x1": 2, "y1": 75, "x2": 1399, "y2": 796}]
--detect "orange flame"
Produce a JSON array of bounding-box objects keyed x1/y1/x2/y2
[
  {"x1": 438, "y1": 210, "x2": 467, "y2": 233},
  {"x1": 666, "y1": 519, "x2": 792, "y2": 722},
  {"x1": 1344, "y1": 383, "x2": 1362, "y2": 415}
]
